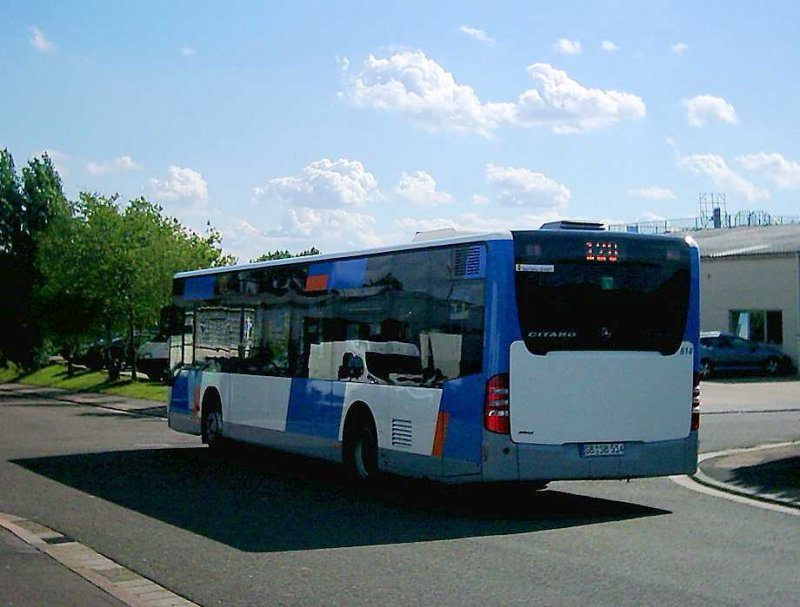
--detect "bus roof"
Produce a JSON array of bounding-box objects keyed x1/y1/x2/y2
[{"x1": 174, "y1": 229, "x2": 513, "y2": 279}]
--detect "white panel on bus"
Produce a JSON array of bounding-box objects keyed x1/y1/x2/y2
[
  {"x1": 226, "y1": 374, "x2": 292, "y2": 432},
  {"x1": 509, "y1": 341, "x2": 694, "y2": 445},
  {"x1": 340, "y1": 383, "x2": 442, "y2": 457}
]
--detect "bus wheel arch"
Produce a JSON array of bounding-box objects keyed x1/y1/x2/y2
[
  {"x1": 201, "y1": 388, "x2": 224, "y2": 449},
  {"x1": 342, "y1": 401, "x2": 379, "y2": 482}
]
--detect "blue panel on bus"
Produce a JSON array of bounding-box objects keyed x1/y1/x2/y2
[
  {"x1": 330, "y1": 258, "x2": 368, "y2": 289},
  {"x1": 308, "y1": 262, "x2": 333, "y2": 278},
  {"x1": 286, "y1": 379, "x2": 345, "y2": 439},
  {"x1": 170, "y1": 368, "x2": 201, "y2": 413},
  {"x1": 483, "y1": 240, "x2": 521, "y2": 376},
  {"x1": 183, "y1": 275, "x2": 216, "y2": 300},
  {"x1": 170, "y1": 372, "x2": 190, "y2": 412},
  {"x1": 438, "y1": 374, "x2": 485, "y2": 463},
  {"x1": 308, "y1": 259, "x2": 367, "y2": 290}
]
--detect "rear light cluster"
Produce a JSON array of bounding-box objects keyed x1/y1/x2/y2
[
  {"x1": 691, "y1": 372, "x2": 701, "y2": 431},
  {"x1": 485, "y1": 373, "x2": 510, "y2": 434}
]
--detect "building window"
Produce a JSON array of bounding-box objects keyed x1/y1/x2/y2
[{"x1": 729, "y1": 310, "x2": 783, "y2": 345}]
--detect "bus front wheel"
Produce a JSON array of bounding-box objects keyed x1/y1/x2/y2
[{"x1": 343, "y1": 415, "x2": 378, "y2": 482}]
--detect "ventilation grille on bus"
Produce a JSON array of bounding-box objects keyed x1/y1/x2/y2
[
  {"x1": 391, "y1": 419, "x2": 413, "y2": 448},
  {"x1": 452, "y1": 246, "x2": 484, "y2": 278}
]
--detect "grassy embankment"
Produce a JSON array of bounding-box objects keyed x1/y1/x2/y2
[{"x1": 0, "y1": 363, "x2": 168, "y2": 403}]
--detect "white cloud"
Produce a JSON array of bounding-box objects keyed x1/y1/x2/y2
[
  {"x1": 341, "y1": 50, "x2": 516, "y2": 136},
  {"x1": 395, "y1": 211, "x2": 560, "y2": 236},
  {"x1": 684, "y1": 95, "x2": 738, "y2": 127},
  {"x1": 516, "y1": 63, "x2": 646, "y2": 134},
  {"x1": 341, "y1": 51, "x2": 645, "y2": 135},
  {"x1": 86, "y1": 156, "x2": 139, "y2": 175},
  {"x1": 627, "y1": 186, "x2": 676, "y2": 201},
  {"x1": 738, "y1": 152, "x2": 800, "y2": 189},
  {"x1": 180, "y1": 46, "x2": 196, "y2": 57},
  {"x1": 459, "y1": 25, "x2": 496, "y2": 46},
  {"x1": 600, "y1": 40, "x2": 619, "y2": 52},
  {"x1": 264, "y1": 207, "x2": 384, "y2": 253},
  {"x1": 29, "y1": 26, "x2": 53, "y2": 52},
  {"x1": 149, "y1": 166, "x2": 208, "y2": 203},
  {"x1": 553, "y1": 38, "x2": 582, "y2": 55},
  {"x1": 394, "y1": 170, "x2": 453, "y2": 206},
  {"x1": 472, "y1": 194, "x2": 490, "y2": 206},
  {"x1": 671, "y1": 42, "x2": 688, "y2": 55},
  {"x1": 678, "y1": 154, "x2": 768, "y2": 203},
  {"x1": 486, "y1": 164, "x2": 570, "y2": 209},
  {"x1": 256, "y1": 158, "x2": 380, "y2": 208},
  {"x1": 639, "y1": 211, "x2": 668, "y2": 222}
]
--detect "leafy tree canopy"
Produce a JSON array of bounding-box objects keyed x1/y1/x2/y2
[
  {"x1": 38, "y1": 193, "x2": 234, "y2": 378},
  {"x1": 251, "y1": 247, "x2": 319, "y2": 262},
  {"x1": 0, "y1": 150, "x2": 67, "y2": 369}
]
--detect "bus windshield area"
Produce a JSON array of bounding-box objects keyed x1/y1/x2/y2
[{"x1": 513, "y1": 231, "x2": 691, "y2": 355}]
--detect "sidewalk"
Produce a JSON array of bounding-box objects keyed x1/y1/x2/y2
[
  {"x1": 0, "y1": 514, "x2": 198, "y2": 607},
  {"x1": 0, "y1": 382, "x2": 166, "y2": 418},
  {"x1": 696, "y1": 442, "x2": 800, "y2": 509},
  {"x1": 1, "y1": 526, "x2": 127, "y2": 607}
]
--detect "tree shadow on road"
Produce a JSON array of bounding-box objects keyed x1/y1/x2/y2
[
  {"x1": 726, "y1": 455, "x2": 800, "y2": 503},
  {"x1": 13, "y1": 444, "x2": 669, "y2": 553}
]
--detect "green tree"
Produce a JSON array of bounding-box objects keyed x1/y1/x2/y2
[
  {"x1": 38, "y1": 194, "x2": 233, "y2": 379},
  {"x1": 251, "y1": 246, "x2": 319, "y2": 262},
  {"x1": 0, "y1": 150, "x2": 66, "y2": 369}
]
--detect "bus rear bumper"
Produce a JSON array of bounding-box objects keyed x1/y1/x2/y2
[
  {"x1": 168, "y1": 411, "x2": 201, "y2": 436},
  {"x1": 482, "y1": 432, "x2": 699, "y2": 482}
]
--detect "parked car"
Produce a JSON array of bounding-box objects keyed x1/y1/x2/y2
[
  {"x1": 72, "y1": 338, "x2": 126, "y2": 371},
  {"x1": 136, "y1": 334, "x2": 169, "y2": 381},
  {"x1": 72, "y1": 332, "x2": 155, "y2": 374},
  {"x1": 698, "y1": 331, "x2": 795, "y2": 379}
]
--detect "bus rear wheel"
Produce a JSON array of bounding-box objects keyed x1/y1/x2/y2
[
  {"x1": 343, "y1": 417, "x2": 378, "y2": 482},
  {"x1": 201, "y1": 394, "x2": 226, "y2": 452}
]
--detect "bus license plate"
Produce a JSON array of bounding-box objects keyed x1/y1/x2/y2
[{"x1": 580, "y1": 443, "x2": 625, "y2": 458}]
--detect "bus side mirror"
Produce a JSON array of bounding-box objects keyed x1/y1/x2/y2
[{"x1": 160, "y1": 306, "x2": 185, "y2": 336}]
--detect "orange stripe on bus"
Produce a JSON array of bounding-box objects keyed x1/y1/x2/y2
[
  {"x1": 432, "y1": 411, "x2": 450, "y2": 457},
  {"x1": 305, "y1": 274, "x2": 328, "y2": 291}
]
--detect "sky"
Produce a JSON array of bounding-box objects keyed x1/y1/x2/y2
[{"x1": 2, "y1": 1, "x2": 800, "y2": 262}]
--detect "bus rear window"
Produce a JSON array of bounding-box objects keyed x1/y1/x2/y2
[{"x1": 512, "y1": 231, "x2": 691, "y2": 354}]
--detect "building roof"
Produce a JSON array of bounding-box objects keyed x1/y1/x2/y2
[{"x1": 681, "y1": 224, "x2": 800, "y2": 259}]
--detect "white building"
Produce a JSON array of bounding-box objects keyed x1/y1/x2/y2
[{"x1": 685, "y1": 225, "x2": 800, "y2": 367}]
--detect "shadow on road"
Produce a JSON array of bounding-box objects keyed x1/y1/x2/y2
[
  {"x1": 13, "y1": 445, "x2": 669, "y2": 553},
  {"x1": 726, "y1": 455, "x2": 800, "y2": 503}
]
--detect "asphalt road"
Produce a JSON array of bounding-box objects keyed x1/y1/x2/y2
[{"x1": 1, "y1": 382, "x2": 799, "y2": 606}]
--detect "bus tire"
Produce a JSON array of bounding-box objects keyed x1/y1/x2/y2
[
  {"x1": 201, "y1": 391, "x2": 226, "y2": 452},
  {"x1": 343, "y1": 410, "x2": 379, "y2": 482}
]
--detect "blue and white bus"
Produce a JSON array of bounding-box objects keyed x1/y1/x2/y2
[{"x1": 166, "y1": 221, "x2": 700, "y2": 483}]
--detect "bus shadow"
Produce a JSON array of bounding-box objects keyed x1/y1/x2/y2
[{"x1": 13, "y1": 445, "x2": 669, "y2": 553}]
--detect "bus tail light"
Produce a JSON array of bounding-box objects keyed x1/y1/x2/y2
[
  {"x1": 485, "y1": 373, "x2": 510, "y2": 434},
  {"x1": 691, "y1": 372, "x2": 701, "y2": 431}
]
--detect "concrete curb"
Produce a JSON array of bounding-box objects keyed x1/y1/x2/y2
[
  {"x1": 0, "y1": 513, "x2": 199, "y2": 607},
  {"x1": 691, "y1": 441, "x2": 800, "y2": 510}
]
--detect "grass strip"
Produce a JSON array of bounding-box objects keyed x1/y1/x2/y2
[{"x1": 1, "y1": 363, "x2": 168, "y2": 403}]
